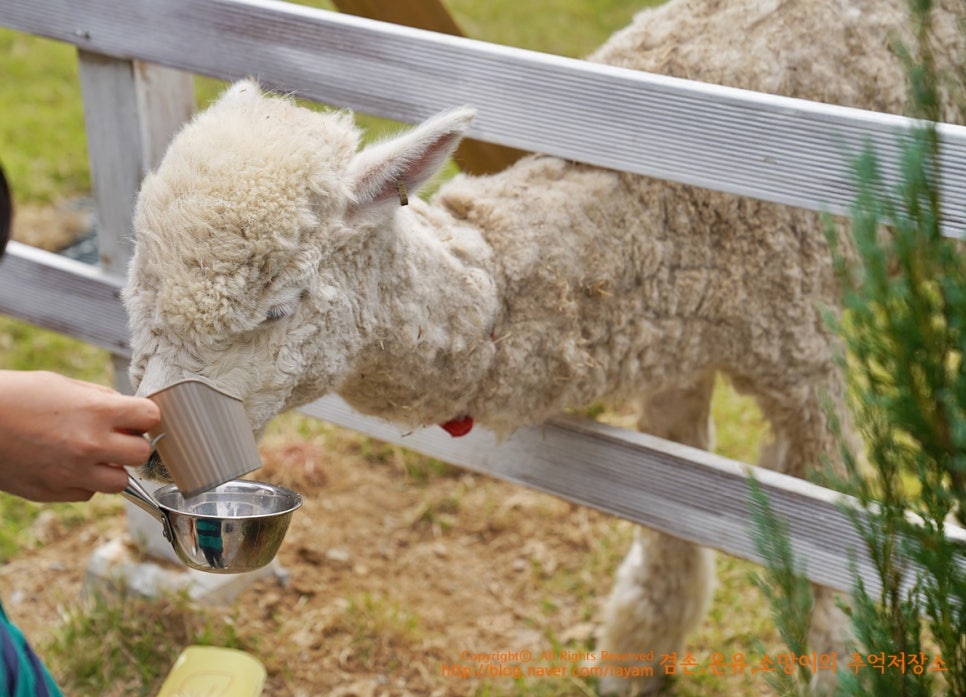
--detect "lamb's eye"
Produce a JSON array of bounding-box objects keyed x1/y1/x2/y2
[
  {"x1": 264, "y1": 305, "x2": 290, "y2": 322},
  {"x1": 261, "y1": 289, "x2": 307, "y2": 324}
]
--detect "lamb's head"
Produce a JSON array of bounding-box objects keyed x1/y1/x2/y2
[{"x1": 123, "y1": 80, "x2": 475, "y2": 441}]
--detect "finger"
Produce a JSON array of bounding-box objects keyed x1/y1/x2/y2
[
  {"x1": 86, "y1": 463, "x2": 131, "y2": 494},
  {"x1": 21, "y1": 485, "x2": 96, "y2": 504},
  {"x1": 109, "y1": 395, "x2": 161, "y2": 434},
  {"x1": 48, "y1": 488, "x2": 97, "y2": 503},
  {"x1": 100, "y1": 430, "x2": 155, "y2": 468}
]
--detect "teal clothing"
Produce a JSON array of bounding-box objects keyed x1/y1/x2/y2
[
  {"x1": 196, "y1": 519, "x2": 223, "y2": 552},
  {"x1": 196, "y1": 519, "x2": 225, "y2": 568},
  {"x1": 0, "y1": 600, "x2": 62, "y2": 697}
]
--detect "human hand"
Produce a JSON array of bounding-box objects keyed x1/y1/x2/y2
[{"x1": 0, "y1": 370, "x2": 161, "y2": 502}]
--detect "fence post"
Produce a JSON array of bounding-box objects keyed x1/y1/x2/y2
[{"x1": 76, "y1": 53, "x2": 196, "y2": 567}]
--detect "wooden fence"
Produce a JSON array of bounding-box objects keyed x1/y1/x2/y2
[{"x1": 1, "y1": 0, "x2": 965, "y2": 600}]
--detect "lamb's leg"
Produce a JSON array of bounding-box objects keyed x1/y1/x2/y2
[
  {"x1": 596, "y1": 372, "x2": 717, "y2": 697},
  {"x1": 751, "y1": 380, "x2": 852, "y2": 696}
]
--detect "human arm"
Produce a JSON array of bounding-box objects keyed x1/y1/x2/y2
[{"x1": 0, "y1": 370, "x2": 160, "y2": 502}]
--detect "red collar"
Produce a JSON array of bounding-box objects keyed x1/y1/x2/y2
[{"x1": 440, "y1": 415, "x2": 473, "y2": 437}]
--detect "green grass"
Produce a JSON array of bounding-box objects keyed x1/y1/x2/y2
[
  {"x1": 0, "y1": 31, "x2": 87, "y2": 203},
  {"x1": 45, "y1": 588, "x2": 249, "y2": 697},
  {"x1": 336, "y1": 592, "x2": 421, "y2": 671},
  {"x1": 448, "y1": 0, "x2": 651, "y2": 57},
  {"x1": 0, "y1": 316, "x2": 111, "y2": 379}
]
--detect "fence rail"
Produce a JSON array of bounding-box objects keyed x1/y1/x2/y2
[
  {"x1": 3, "y1": 0, "x2": 966, "y2": 236},
  {"x1": 1, "y1": 0, "x2": 964, "y2": 599}
]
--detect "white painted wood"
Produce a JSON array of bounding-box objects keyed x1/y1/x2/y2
[
  {"x1": 77, "y1": 52, "x2": 144, "y2": 273},
  {"x1": 77, "y1": 54, "x2": 195, "y2": 275},
  {"x1": 0, "y1": 242, "x2": 128, "y2": 353},
  {"x1": 2, "y1": 0, "x2": 964, "y2": 236},
  {"x1": 133, "y1": 63, "x2": 195, "y2": 172}
]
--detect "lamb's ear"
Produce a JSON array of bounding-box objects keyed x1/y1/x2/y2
[
  {"x1": 346, "y1": 107, "x2": 475, "y2": 222},
  {"x1": 215, "y1": 79, "x2": 262, "y2": 107}
]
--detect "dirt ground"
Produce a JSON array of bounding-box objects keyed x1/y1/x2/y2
[
  {"x1": 0, "y1": 416, "x2": 784, "y2": 697},
  {"x1": 0, "y1": 426, "x2": 641, "y2": 696}
]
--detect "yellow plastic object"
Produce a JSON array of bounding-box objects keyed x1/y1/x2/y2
[{"x1": 156, "y1": 646, "x2": 266, "y2": 697}]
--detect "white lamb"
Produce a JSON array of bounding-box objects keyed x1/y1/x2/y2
[{"x1": 122, "y1": 0, "x2": 962, "y2": 694}]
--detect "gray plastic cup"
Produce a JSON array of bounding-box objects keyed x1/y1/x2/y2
[{"x1": 146, "y1": 378, "x2": 261, "y2": 497}]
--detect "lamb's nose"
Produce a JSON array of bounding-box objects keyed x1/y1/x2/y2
[{"x1": 141, "y1": 449, "x2": 173, "y2": 483}]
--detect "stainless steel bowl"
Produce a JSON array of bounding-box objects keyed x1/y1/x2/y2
[{"x1": 123, "y1": 478, "x2": 302, "y2": 574}]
